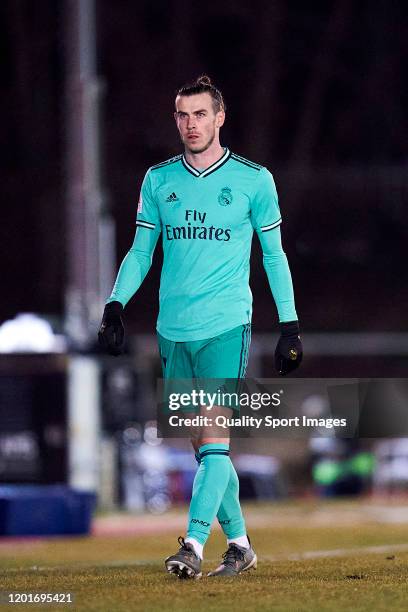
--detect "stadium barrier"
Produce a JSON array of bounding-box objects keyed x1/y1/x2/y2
[{"x1": 0, "y1": 485, "x2": 96, "y2": 536}]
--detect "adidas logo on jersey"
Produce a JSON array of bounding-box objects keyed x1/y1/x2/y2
[{"x1": 166, "y1": 192, "x2": 179, "y2": 203}]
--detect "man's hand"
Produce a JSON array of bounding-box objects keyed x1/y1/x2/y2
[
  {"x1": 98, "y1": 301, "x2": 125, "y2": 356},
  {"x1": 275, "y1": 320, "x2": 303, "y2": 376}
]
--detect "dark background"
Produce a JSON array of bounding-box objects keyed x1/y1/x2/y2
[{"x1": 1, "y1": 0, "x2": 407, "y2": 333}]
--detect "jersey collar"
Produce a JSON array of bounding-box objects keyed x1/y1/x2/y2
[{"x1": 182, "y1": 147, "x2": 231, "y2": 178}]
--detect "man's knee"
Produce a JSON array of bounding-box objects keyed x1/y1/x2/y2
[{"x1": 190, "y1": 437, "x2": 200, "y2": 453}]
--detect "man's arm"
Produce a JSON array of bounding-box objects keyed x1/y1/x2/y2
[
  {"x1": 257, "y1": 225, "x2": 297, "y2": 323},
  {"x1": 99, "y1": 168, "x2": 161, "y2": 355},
  {"x1": 257, "y1": 226, "x2": 302, "y2": 375},
  {"x1": 98, "y1": 225, "x2": 160, "y2": 355},
  {"x1": 99, "y1": 224, "x2": 160, "y2": 355},
  {"x1": 108, "y1": 224, "x2": 161, "y2": 307},
  {"x1": 250, "y1": 167, "x2": 302, "y2": 375}
]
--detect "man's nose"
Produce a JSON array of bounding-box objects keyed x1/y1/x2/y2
[{"x1": 187, "y1": 116, "x2": 196, "y2": 130}]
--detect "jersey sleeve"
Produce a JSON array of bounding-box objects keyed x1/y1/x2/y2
[
  {"x1": 135, "y1": 169, "x2": 161, "y2": 231},
  {"x1": 108, "y1": 225, "x2": 160, "y2": 307},
  {"x1": 107, "y1": 170, "x2": 161, "y2": 307},
  {"x1": 257, "y1": 226, "x2": 298, "y2": 323},
  {"x1": 250, "y1": 167, "x2": 282, "y2": 234}
]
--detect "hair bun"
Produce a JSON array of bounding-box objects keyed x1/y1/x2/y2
[
  {"x1": 176, "y1": 75, "x2": 225, "y2": 113},
  {"x1": 196, "y1": 75, "x2": 212, "y2": 86}
]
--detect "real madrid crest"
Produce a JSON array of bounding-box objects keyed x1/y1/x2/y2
[{"x1": 218, "y1": 187, "x2": 233, "y2": 206}]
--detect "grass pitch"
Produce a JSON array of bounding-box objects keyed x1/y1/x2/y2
[{"x1": 1, "y1": 500, "x2": 408, "y2": 612}]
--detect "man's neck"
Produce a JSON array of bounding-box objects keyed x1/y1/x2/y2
[{"x1": 184, "y1": 143, "x2": 225, "y2": 170}]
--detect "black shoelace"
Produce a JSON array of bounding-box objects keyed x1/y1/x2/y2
[
  {"x1": 222, "y1": 544, "x2": 245, "y2": 566},
  {"x1": 178, "y1": 536, "x2": 197, "y2": 557}
]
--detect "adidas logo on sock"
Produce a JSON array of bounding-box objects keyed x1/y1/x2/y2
[{"x1": 166, "y1": 192, "x2": 179, "y2": 202}]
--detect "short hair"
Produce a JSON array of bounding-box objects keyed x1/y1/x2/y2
[{"x1": 176, "y1": 75, "x2": 226, "y2": 113}]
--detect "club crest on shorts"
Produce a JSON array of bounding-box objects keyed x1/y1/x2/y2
[{"x1": 218, "y1": 187, "x2": 233, "y2": 206}]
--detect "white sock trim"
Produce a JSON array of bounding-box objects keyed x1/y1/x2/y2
[
  {"x1": 185, "y1": 537, "x2": 204, "y2": 559},
  {"x1": 227, "y1": 535, "x2": 250, "y2": 549}
]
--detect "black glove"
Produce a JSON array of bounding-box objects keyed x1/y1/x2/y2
[
  {"x1": 275, "y1": 320, "x2": 303, "y2": 376},
  {"x1": 98, "y1": 301, "x2": 125, "y2": 356}
]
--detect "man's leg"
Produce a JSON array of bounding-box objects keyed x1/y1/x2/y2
[
  {"x1": 163, "y1": 325, "x2": 254, "y2": 577},
  {"x1": 207, "y1": 458, "x2": 257, "y2": 577},
  {"x1": 191, "y1": 433, "x2": 247, "y2": 546},
  {"x1": 184, "y1": 440, "x2": 231, "y2": 559},
  {"x1": 190, "y1": 325, "x2": 256, "y2": 575},
  {"x1": 165, "y1": 425, "x2": 231, "y2": 578},
  {"x1": 159, "y1": 333, "x2": 206, "y2": 578},
  {"x1": 183, "y1": 407, "x2": 231, "y2": 558},
  {"x1": 216, "y1": 460, "x2": 249, "y2": 546},
  {"x1": 189, "y1": 424, "x2": 256, "y2": 577}
]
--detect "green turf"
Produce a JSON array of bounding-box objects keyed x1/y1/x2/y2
[{"x1": 1, "y1": 500, "x2": 408, "y2": 611}]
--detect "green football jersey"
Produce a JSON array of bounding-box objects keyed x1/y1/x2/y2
[{"x1": 133, "y1": 148, "x2": 282, "y2": 341}]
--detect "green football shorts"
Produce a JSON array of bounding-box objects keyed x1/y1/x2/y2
[{"x1": 157, "y1": 323, "x2": 251, "y2": 379}]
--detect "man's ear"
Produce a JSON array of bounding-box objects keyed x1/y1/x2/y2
[{"x1": 215, "y1": 110, "x2": 225, "y2": 128}]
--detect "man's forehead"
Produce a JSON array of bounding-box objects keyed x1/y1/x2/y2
[{"x1": 175, "y1": 92, "x2": 214, "y2": 112}]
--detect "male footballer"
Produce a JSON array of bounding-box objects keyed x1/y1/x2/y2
[{"x1": 99, "y1": 75, "x2": 302, "y2": 578}]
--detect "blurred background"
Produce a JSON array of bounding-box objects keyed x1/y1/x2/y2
[{"x1": 0, "y1": 0, "x2": 407, "y2": 534}]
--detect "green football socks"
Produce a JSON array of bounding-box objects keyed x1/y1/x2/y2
[
  {"x1": 216, "y1": 459, "x2": 247, "y2": 540},
  {"x1": 186, "y1": 444, "x2": 231, "y2": 546},
  {"x1": 187, "y1": 444, "x2": 247, "y2": 554}
]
